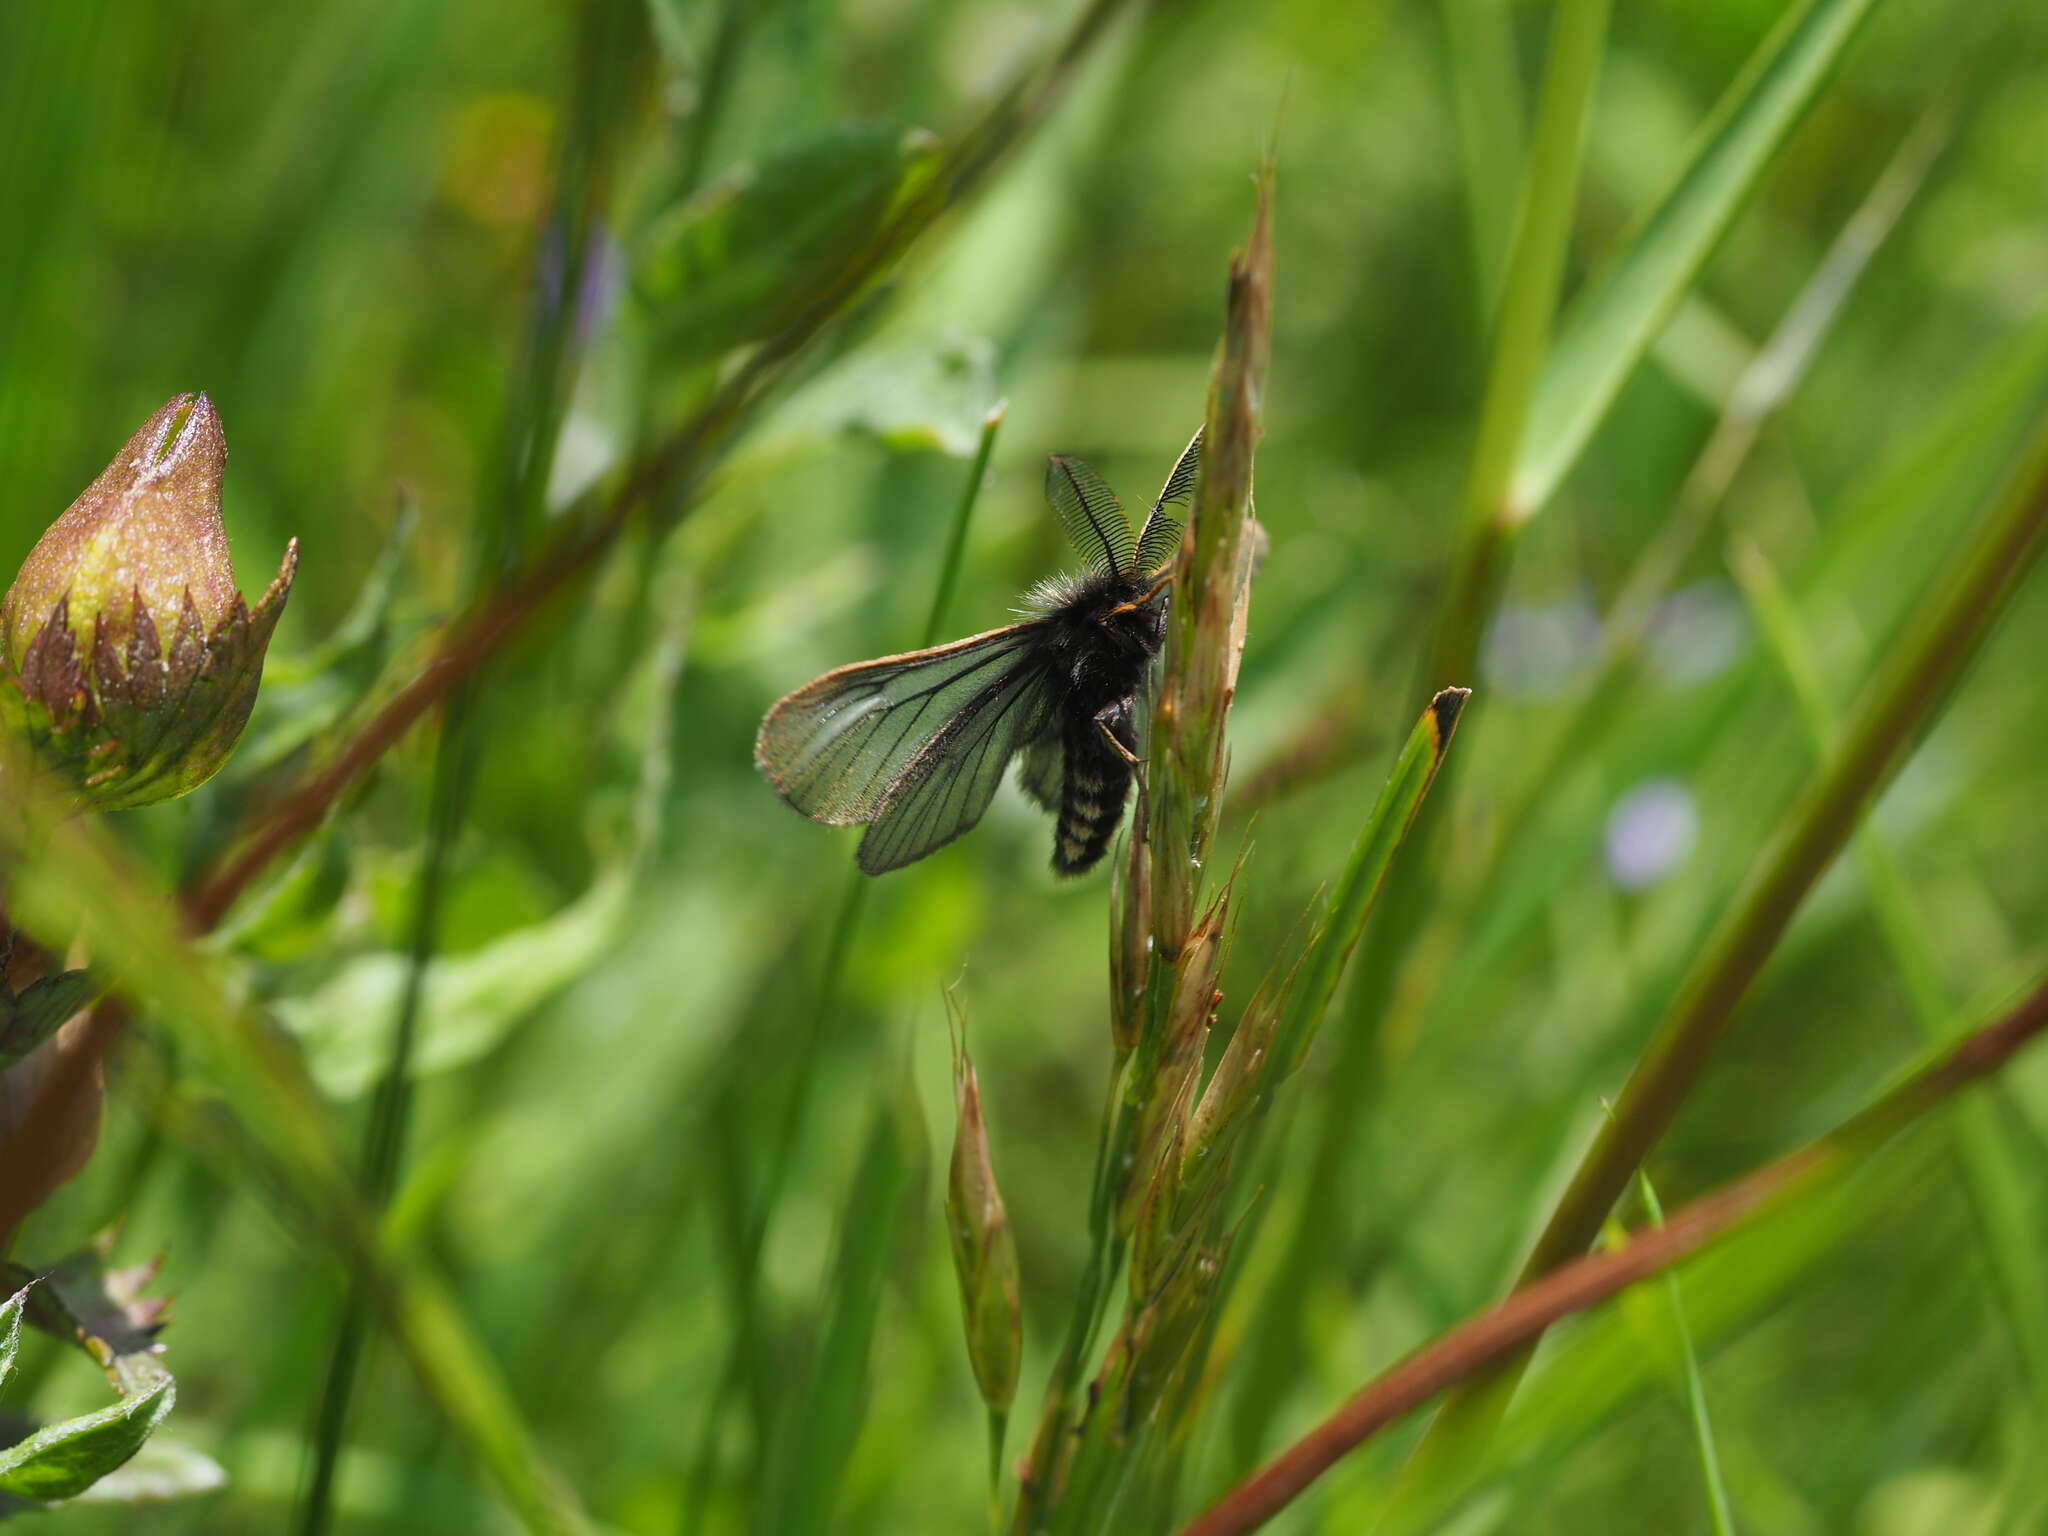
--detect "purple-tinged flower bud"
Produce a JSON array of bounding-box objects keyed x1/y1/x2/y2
[{"x1": 1, "y1": 394, "x2": 296, "y2": 810}]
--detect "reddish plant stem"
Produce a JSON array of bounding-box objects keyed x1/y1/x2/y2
[
  {"x1": 1175, "y1": 976, "x2": 2048, "y2": 1536},
  {"x1": 184, "y1": 515, "x2": 618, "y2": 933}
]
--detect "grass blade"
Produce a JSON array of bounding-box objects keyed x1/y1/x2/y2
[
  {"x1": 1473, "y1": 104, "x2": 1953, "y2": 907},
  {"x1": 1208, "y1": 693, "x2": 1470, "y2": 1468},
  {"x1": 1269, "y1": 690, "x2": 1471, "y2": 1079},
  {"x1": 1511, "y1": 0, "x2": 1888, "y2": 517},
  {"x1": 1731, "y1": 534, "x2": 2048, "y2": 1410},
  {"x1": 680, "y1": 406, "x2": 1004, "y2": 1525},
  {"x1": 760, "y1": 1063, "x2": 927, "y2": 1536},
  {"x1": 1422, "y1": 0, "x2": 1609, "y2": 694},
  {"x1": 1395, "y1": 403, "x2": 2048, "y2": 1493},
  {"x1": 1440, "y1": 0, "x2": 1526, "y2": 320},
  {"x1": 1615, "y1": 1169, "x2": 1738, "y2": 1536},
  {"x1": 295, "y1": 7, "x2": 647, "y2": 1526}
]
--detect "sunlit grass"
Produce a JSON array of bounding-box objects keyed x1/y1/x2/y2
[{"x1": 2, "y1": 1, "x2": 2046, "y2": 1533}]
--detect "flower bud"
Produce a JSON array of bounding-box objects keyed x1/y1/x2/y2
[
  {"x1": 946, "y1": 998, "x2": 1021, "y2": 1416},
  {"x1": 2, "y1": 394, "x2": 296, "y2": 810}
]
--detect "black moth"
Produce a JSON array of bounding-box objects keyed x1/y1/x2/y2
[{"x1": 755, "y1": 429, "x2": 1202, "y2": 876}]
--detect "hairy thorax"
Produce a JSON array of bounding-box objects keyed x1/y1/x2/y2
[{"x1": 1026, "y1": 570, "x2": 1167, "y2": 714}]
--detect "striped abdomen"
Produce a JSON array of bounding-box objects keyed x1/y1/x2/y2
[{"x1": 1053, "y1": 717, "x2": 1134, "y2": 875}]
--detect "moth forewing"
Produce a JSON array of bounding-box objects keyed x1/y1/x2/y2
[
  {"x1": 855, "y1": 666, "x2": 1054, "y2": 873},
  {"x1": 754, "y1": 621, "x2": 1052, "y2": 827}
]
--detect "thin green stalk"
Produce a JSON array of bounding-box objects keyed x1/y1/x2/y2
[
  {"x1": 1420, "y1": 0, "x2": 1609, "y2": 697},
  {"x1": 675, "y1": 0, "x2": 758, "y2": 198},
  {"x1": 1016, "y1": 1064, "x2": 1130, "y2": 1522},
  {"x1": 1441, "y1": 0, "x2": 1525, "y2": 322},
  {"x1": 679, "y1": 410, "x2": 1004, "y2": 1528},
  {"x1": 925, "y1": 405, "x2": 1007, "y2": 647},
  {"x1": 293, "y1": 10, "x2": 646, "y2": 1529},
  {"x1": 294, "y1": 10, "x2": 642, "y2": 1528},
  {"x1": 1622, "y1": 1163, "x2": 1737, "y2": 1536},
  {"x1": 1731, "y1": 535, "x2": 2048, "y2": 1410},
  {"x1": 1472, "y1": 102, "x2": 1952, "y2": 916},
  {"x1": 1398, "y1": 409, "x2": 2048, "y2": 1495},
  {"x1": 987, "y1": 1408, "x2": 1009, "y2": 1533}
]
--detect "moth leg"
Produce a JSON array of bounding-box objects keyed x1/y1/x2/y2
[{"x1": 1095, "y1": 710, "x2": 1142, "y2": 769}]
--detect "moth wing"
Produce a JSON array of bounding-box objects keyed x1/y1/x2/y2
[
  {"x1": 1045, "y1": 454, "x2": 1134, "y2": 575},
  {"x1": 1017, "y1": 732, "x2": 1065, "y2": 813},
  {"x1": 857, "y1": 661, "x2": 1056, "y2": 874},
  {"x1": 756, "y1": 622, "x2": 1047, "y2": 828},
  {"x1": 1134, "y1": 425, "x2": 1202, "y2": 573}
]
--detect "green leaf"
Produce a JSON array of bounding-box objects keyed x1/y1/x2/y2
[
  {"x1": 0, "y1": 1366, "x2": 173, "y2": 1502},
  {"x1": 9, "y1": 1235, "x2": 171, "y2": 1384},
  {"x1": 631, "y1": 121, "x2": 940, "y2": 365},
  {"x1": 0, "y1": 1288, "x2": 25, "y2": 1391},
  {"x1": 274, "y1": 865, "x2": 633, "y2": 1099},
  {"x1": 740, "y1": 332, "x2": 1002, "y2": 466},
  {"x1": 69, "y1": 1435, "x2": 226, "y2": 1505},
  {"x1": 1511, "y1": 0, "x2": 1888, "y2": 518},
  {"x1": 0, "y1": 971, "x2": 95, "y2": 1068}
]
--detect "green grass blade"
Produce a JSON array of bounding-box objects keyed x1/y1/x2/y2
[
  {"x1": 922, "y1": 404, "x2": 1007, "y2": 648},
  {"x1": 295, "y1": 8, "x2": 647, "y2": 1527},
  {"x1": 1441, "y1": 0, "x2": 1526, "y2": 320},
  {"x1": 1731, "y1": 535, "x2": 2048, "y2": 1411},
  {"x1": 1469, "y1": 105, "x2": 1952, "y2": 913},
  {"x1": 1212, "y1": 692, "x2": 1470, "y2": 1467},
  {"x1": 1393, "y1": 405, "x2": 2048, "y2": 1501},
  {"x1": 760, "y1": 1064, "x2": 927, "y2": 1536},
  {"x1": 1629, "y1": 1170, "x2": 1737, "y2": 1536},
  {"x1": 1379, "y1": 1087, "x2": 1933, "y2": 1536},
  {"x1": 1510, "y1": 0, "x2": 1888, "y2": 517},
  {"x1": 1423, "y1": 0, "x2": 1609, "y2": 693},
  {"x1": 1270, "y1": 690, "x2": 1471, "y2": 1079},
  {"x1": 681, "y1": 407, "x2": 1003, "y2": 1525}
]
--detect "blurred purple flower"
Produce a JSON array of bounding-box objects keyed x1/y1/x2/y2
[
  {"x1": 1646, "y1": 580, "x2": 1745, "y2": 687},
  {"x1": 1604, "y1": 777, "x2": 1699, "y2": 891},
  {"x1": 1484, "y1": 597, "x2": 1601, "y2": 700},
  {"x1": 534, "y1": 220, "x2": 625, "y2": 348}
]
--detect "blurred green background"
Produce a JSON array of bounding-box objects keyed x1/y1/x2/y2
[{"x1": 5, "y1": 0, "x2": 2048, "y2": 1531}]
